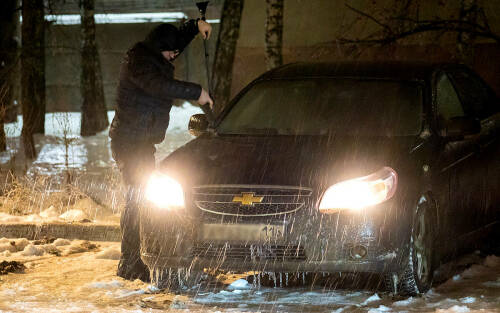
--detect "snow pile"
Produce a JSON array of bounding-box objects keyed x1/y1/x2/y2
[
  {"x1": 95, "y1": 246, "x2": 120, "y2": 260},
  {"x1": 393, "y1": 297, "x2": 417, "y2": 306},
  {"x1": 41, "y1": 244, "x2": 60, "y2": 255},
  {"x1": 62, "y1": 240, "x2": 98, "y2": 256},
  {"x1": 0, "y1": 213, "x2": 23, "y2": 223},
  {"x1": 227, "y1": 279, "x2": 252, "y2": 291},
  {"x1": 39, "y1": 206, "x2": 59, "y2": 219},
  {"x1": 0, "y1": 238, "x2": 30, "y2": 253},
  {"x1": 1, "y1": 238, "x2": 107, "y2": 259},
  {"x1": 53, "y1": 238, "x2": 71, "y2": 246},
  {"x1": 59, "y1": 209, "x2": 88, "y2": 222},
  {"x1": 368, "y1": 305, "x2": 391, "y2": 312},
  {"x1": 361, "y1": 293, "x2": 381, "y2": 306},
  {"x1": 0, "y1": 208, "x2": 92, "y2": 224},
  {"x1": 459, "y1": 297, "x2": 475, "y2": 304},
  {"x1": 436, "y1": 305, "x2": 471, "y2": 312},
  {"x1": 21, "y1": 244, "x2": 45, "y2": 256}
]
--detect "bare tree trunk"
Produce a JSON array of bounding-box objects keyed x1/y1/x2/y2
[
  {"x1": 0, "y1": 0, "x2": 19, "y2": 152},
  {"x1": 265, "y1": 0, "x2": 283, "y2": 70},
  {"x1": 211, "y1": 0, "x2": 244, "y2": 113},
  {"x1": 21, "y1": 0, "x2": 46, "y2": 159},
  {"x1": 457, "y1": 0, "x2": 477, "y2": 65},
  {"x1": 80, "y1": 0, "x2": 109, "y2": 137}
]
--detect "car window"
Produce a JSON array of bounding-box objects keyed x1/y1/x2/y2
[
  {"x1": 436, "y1": 73, "x2": 465, "y2": 122},
  {"x1": 217, "y1": 78, "x2": 423, "y2": 136},
  {"x1": 447, "y1": 69, "x2": 499, "y2": 120}
]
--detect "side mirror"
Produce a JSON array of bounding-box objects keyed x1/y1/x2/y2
[
  {"x1": 188, "y1": 114, "x2": 209, "y2": 137},
  {"x1": 444, "y1": 116, "x2": 481, "y2": 140}
]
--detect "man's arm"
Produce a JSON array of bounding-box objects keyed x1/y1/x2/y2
[
  {"x1": 177, "y1": 19, "x2": 212, "y2": 49},
  {"x1": 126, "y1": 53, "x2": 202, "y2": 101},
  {"x1": 176, "y1": 19, "x2": 200, "y2": 51}
]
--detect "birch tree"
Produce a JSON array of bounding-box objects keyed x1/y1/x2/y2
[{"x1": 265, "y1": 0, "x2": 283, "y2": 70}]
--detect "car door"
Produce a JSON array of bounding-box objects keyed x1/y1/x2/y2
[
  {"x1": 434, "y1": 70, "x2": 483, "y2": 245},
  {"x1": 446, "y1": 68, "x2": 500, "y2": 234}
]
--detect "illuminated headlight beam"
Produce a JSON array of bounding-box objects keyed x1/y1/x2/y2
[
  {"x1": 319, "y1": 167, "x2": 398, "y2": 213},
  {"x1": 145, "y1": 172, "x2": 185, "y2": 210}
]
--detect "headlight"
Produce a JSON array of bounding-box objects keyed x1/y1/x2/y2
[
  {"x1": 319, "y1": 167, "x2": 397, "y2": 213},
  {"x1": 145, "y1": 172, "x2": 185, "y2": 209}
]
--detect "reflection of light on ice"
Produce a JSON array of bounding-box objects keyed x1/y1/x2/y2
[{"x1": 28, "y1": 143, "x2": 88, "y2": 175}]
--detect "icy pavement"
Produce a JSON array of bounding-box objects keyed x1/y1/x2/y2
[{"x1": 0, "y1": 238, "x2": 499, "y2": 313}]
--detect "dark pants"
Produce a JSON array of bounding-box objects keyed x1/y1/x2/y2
[{"x1": 111, "y1": 139, "x2": 155, "y2": 281}]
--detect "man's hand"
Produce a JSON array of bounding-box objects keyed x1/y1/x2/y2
[
  {"x1": 198, "y1": 88, "x2": 213, "y2": 109},
  {"x1": 197, "y1": 20, "x2": 212, "y2": 40}
]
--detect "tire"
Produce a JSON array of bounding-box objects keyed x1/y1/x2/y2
[{"x1": 385, "y1": 194, "x2": 436, "y2": 295}]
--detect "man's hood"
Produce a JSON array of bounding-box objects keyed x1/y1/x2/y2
[{"x1": 143, "y1": 23, "x2": 187, "y2": 54}]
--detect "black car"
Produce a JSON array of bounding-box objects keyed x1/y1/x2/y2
[{"x1": 139, "y1": 62, "x2": 500, "y2": 295}]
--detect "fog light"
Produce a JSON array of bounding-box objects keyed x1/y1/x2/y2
[{"x1": 350, "y1": 245, "x2": 368, "y2": 260}]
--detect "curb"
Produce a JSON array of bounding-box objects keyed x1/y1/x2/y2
[{"x1": 0, "y1": 223, "x2": 121, "y2": 242}]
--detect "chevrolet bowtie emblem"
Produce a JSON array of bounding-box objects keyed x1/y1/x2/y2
[{"x1": 232, "y1": 192, "x2": 264, "y2": 206}]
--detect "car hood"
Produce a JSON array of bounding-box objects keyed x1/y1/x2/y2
[{"x1": 160, "y1": 135, "x2": 417, "y2": 188}]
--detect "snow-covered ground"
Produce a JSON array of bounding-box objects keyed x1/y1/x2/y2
[
  {"x1": 0, "y1": 103, "x2": 202, "y2": 217},
  {"x1": 1, "y1": 105, "x2": 499, "y2": 312},
  {"x1": 0, "y1": 238, "x2": 499, "y2": 313},
  {"x1": 0, "y1": 103, "x2": 202, "y2": 176}
]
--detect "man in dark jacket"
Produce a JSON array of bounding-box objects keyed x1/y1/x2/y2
[{"x1": 109, "y1": 19, "x2": 213, "y2": 281}]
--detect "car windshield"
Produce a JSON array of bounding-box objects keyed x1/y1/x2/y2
[{"x1": 217, "y1": 78, "x2": 423, "y2": 136}]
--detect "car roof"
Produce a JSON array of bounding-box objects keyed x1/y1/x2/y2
[{"x1": 259, "y1": 62, "x2": 465, "y2": 81}]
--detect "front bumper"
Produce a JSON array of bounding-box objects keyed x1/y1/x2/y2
[
  {"x1": 141, "y1": 254, "x2": 396, "y2": 273},
  {"x1": 139, "y1": 205, "x2": 406, "y2": 274}
]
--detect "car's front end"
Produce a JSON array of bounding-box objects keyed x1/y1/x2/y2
[
  {"x1": 139, "y1": 145, "x2": 418, "y2": 277},
  {"x1": 139, "y1": 71, "x2": 425, "y2": 279}
]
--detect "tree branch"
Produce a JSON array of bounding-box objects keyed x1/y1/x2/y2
[
  {"x1": 340, "y1": 3, "x2": 500, "y2": 45},
  {"x1": 344, "y1": 3, "x2": 393, "y2": 35}
]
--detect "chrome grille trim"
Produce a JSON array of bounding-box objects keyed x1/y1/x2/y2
[
  {"x1": 192, "y1": 184, "x2": 312, "y2": 217},
  {"x1": 194, "y1": 201, "x2": 305, "y2": 217}
]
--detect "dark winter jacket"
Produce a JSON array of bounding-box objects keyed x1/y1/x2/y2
[{"x1": 109, "y1": 20, "x2": 202, "y2": 144}]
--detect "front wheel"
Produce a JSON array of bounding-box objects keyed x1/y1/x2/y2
[{"x1": 386, "y1": 194, "x2": 437, "y2": 295}]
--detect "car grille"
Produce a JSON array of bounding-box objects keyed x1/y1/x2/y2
[
  {"x1": 192, "y1": 185, "x2": 312, "y2": 217},
  {"x1": 190, "y1": 243, "x2": 306, "y2": 261}
]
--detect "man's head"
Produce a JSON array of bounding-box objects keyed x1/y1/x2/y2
[{"x1": 144, "y1": 23, "x2": 185, "y2": 61}]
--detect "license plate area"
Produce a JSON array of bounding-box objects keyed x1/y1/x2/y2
[{"x1": 201, "y1": 223, "x2": 285, "y2": 242}]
